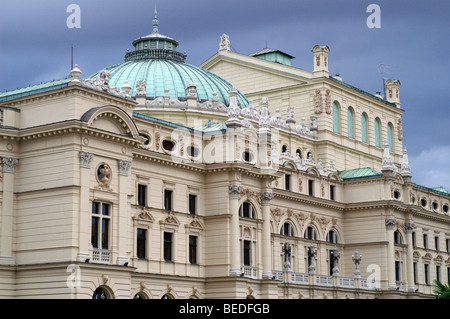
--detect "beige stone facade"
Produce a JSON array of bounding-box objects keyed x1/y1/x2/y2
[{"x1": 0, "y1": 31, "x2": 448, "y2": 300}]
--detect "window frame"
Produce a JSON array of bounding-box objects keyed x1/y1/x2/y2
[
  {"x1": 163, "y1": 232, "x2": 173, "y2": 262},
  {"x1": 91, "y1": 201, "x2": 111, "y2": 251},
  {"x1": 136, "y1": 228, "x2": 147, "y2": 259},
  {"x1": 137, "y1": 184, "x2": 147, "y2": 207}
]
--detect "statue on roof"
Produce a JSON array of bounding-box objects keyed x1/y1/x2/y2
[{"x1": 219, "y1": 34, "x2": 230, "y2": 52}]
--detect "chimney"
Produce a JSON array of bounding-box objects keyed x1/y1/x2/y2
[{"x1": 312, "y1": 45, "x2": 330, "y2": 78}]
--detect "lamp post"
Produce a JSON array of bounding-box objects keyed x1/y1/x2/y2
[
  {"x1": 352, "y1": 249, "x2": 362, "y2": 279},
  {"x1": 331, "y1": 246, "x2": 341, "y2": 277}
]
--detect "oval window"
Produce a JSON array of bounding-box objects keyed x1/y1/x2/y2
[
  {"x1": 162, "y1": 140, "x2": 175, "y2": 152},
  {"x1": 187, "y1": 146, "x2": 199, "y2": 158}
]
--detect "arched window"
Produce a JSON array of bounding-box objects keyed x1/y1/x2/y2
[
  {"x1": 387, "y1": 122, "x2": 394, "y2": 151},
  {"x1": 304, "y1": 226, "x2": 317, "y2": 240},
  {"x1": 394, "y1": 231, "x2": 403, "y2": 244},
  {"x1": 361, "y1": 113, "x2": 368, "y2": 143},
  {"x1": 162, "y1": 294, "x2": 174, "y2": 299},
  {"x1": 347, "y1": 107, "x2": 354, "y2": 138},
  {"x1": 296, "y1": 149, "x2": 302, "y2": 159},
  {"x1": 239, "y1": 201, "x2": 256, "y2": 219},
  {"x1": 93, "y1": 287, "x2": 110, "y2": 299},
  {"x1": 280, "y1": 222, "x2": 294, "y2": 237},
  {"x1": 326, "y1": 230, "x2": 338, "y2": 243},
  {"x1": 332, "y1": 102, "x2": 340, "y2": 133},
  {"x1": 374, "y1": 117, "x2": 381, "y2": 147}
]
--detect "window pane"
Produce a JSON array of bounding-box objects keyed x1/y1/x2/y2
[
  {"x1": 102, "y1": 203, "x2": 109, "y2": 216},
  {"x1": 243, "y1": 240, "x2": 251, "y2": 266},
  {"x1": 333, "y1": 102, "x2": 340, "y2": 133},
  {"x1": 361, "y1": 114, "x2": 367, "y2": 143},
  {"x1": 102, "y1": 219, "x2": 109, "y2": 249},
  {"x1": 164, "y1": 232, "x2": 172, "y2": 261},
  {"x1": 387, "y1": 123, "x2": 393, "y2": 151},
  {"x1": 242, "y1": 202, "x2": 250, "y2": 218},
  {"x1": 374, "y1": 119, "x2": 380, "y2": 147},
  {"x1": 137, "y1": 228, "x2": 146, "y2": 259},
  {"x1": 92, "y1": 202, "x2": 99, "y2": 215},
  {"x1": 347, "y1": 108, "x2": 354, "y2": 138},
  {"x1": 189, "y1": 194, "x2": 196, "y2": 215},
  {"x1": 164, "y1": 190, "x2": 172, "y2": 211},
  {"x1": 138, "y1": 184, "x2": 146, "y2": 207},
  {"x1": 189, "y1": 236, "x2": 197, "y2": 264},
  {"x1": 91, "y1": 217, "x2": 99, "y2": 248}
]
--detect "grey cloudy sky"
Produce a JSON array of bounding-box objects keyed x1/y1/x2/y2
[{"x1": 0, "y1": 0, "x2": 449, "y2": 189}]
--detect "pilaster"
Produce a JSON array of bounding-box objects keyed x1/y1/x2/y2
[
  {"x1": 0, "y1": 157, "x2": 18, "y2": 264},
  {"x1": 229, "y1": 184, "x2": 242, "y2": 276}
]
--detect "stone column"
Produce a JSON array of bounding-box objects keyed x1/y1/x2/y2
[
  {"x1": 385, "y1": 218, "x2": 397, "y2": 289},
  {"x1": 229, "y1": 184, "x2": 242, "y2": 276},
  {"x1": 260, "y1": 192, "x2": 274, "y2": 279},
  {"x1": 0, "y1": 158, "x2": 18, "y2": 264},
  {"x1": 405, "y1": 222, "x2": 416, "y2": 292},
  {"x1": 77, "y1": 151, "x2": 94, "y2": 262}
]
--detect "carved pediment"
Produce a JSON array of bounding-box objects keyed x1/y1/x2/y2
[
  {"x1": 160, "y1": 211, "x2": 180, "y2": 226},
  {"x1": 133, "y1": 209, "x2": 154, "y2": 222},
  {"x1": 185, "y1": 217, "x2": 204, "y2": 230}
]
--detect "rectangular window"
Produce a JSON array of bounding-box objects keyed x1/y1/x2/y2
[
  {"x1": 413, "y1": 262, "x2": 417, "y2": 284},
  {"x1": 242, "y1": 202, "x2": 251, "y2": 218},
  {"x1": 243, "y1": 240, "x2": 251, "y2": 266},
  {"x1": 435, "y1": 236, "x2": 439, "y2": 251},
  {"x1": 446, "y1": 239, "x2": 449, "y2": 252},
  {"x1": 164, "y1": 232, "x2": 173, "y2": 261},
  {"x1": 285, "y1": 174, "x2": 291, "y2": 191},
  {"x1": 164, "y1": 189, "x2": 173, "y2": 211},
  {"x1": 137, "y1": 184, "x2": 147, "y2": 207},
  {"x1": 412, "y1": 232, "x2": 416, "y2": 248},
  {"x1": 189, "y1": 194, "x2": 197, "y2": 215},
  {"x1": 448, "y1": 267, "x2": 450, "y2": 285},
  {"x1": 189, "y1": 235, "x2": 197, "y2": 264},
  {"x1": 91, "y1": 201, "x2": 110, "y2": 250},
  {"x1": 423, "y1": 234, "x2": 428, "y2": 249},
  {"x1": 137, "y1": 228, "x2": 147, "y2": 259},
  {"x1": 395, "y1": 261, "x2": 401, "y2": 282},
  {"x1": 308, "y1": 180, "x2": 314, "y2": 196},
  {"x1": 436, "y1": 265, "x2": 441, "y2": 283},
  {"x1": 330, "y1": 185, "x2": 335, "y2": 201},
  {"x1": 424, "y1": 264, "x2": 429, "y2": 285}
]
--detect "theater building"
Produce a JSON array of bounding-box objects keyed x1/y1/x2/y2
[{"x1": 0, "y1": 13, "x2": 448, "y2": 299}]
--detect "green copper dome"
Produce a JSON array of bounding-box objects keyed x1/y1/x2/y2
[{"x1": 89, "y1": 9, "x2": 249, "y2": 108}]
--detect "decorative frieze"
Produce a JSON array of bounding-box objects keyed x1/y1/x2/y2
[
  {"x1": 118, "y1": 160, "x2": 131, "y2": 176},
  {"x1": 2, "y1": 157, "x2": 18, "y2": 173},
  {"x1": 79, "y1": 151, "x2": 94, "y2": 168}
]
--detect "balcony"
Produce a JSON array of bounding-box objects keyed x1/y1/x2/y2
[
  {"x1": 92, "y1": 249, "x2": 111, "y2": 264},
  {"x1": 271, "y1": 270, "x2": 376, "y2": 290},
  {"x1": 241, "y1": 266, "x2": 258, "y2": 279}
]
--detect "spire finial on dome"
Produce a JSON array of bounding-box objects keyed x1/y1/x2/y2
[{"x1": 152, "y1": 3, "x2": 159, "y2": 34}]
